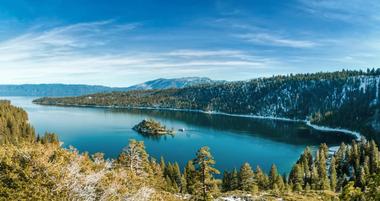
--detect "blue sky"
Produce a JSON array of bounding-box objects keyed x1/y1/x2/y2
[{"x1": 0, "y1": 0, "x2": 379, "y2": 86}]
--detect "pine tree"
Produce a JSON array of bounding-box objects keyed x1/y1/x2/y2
[
  {"x1": 269, "y1": 164, "x2": 278, "y2": 189},
  {"x1": 118, "y1": 139, "x2": 150, "y2": 176},
  {"x1": 369, "y1": 140, "x2": 379, "y2": 174},
  {"x1": 222, "y1": 171, "x2": 231, "y2": 192},
  {"x1": 173, "y1": 162, "x2": 182, "y2": 191},
  {"x1": 310, "y1": 165, "x2": 319, "y2": 190},
  {"x1": 320, "y1": 143, "x2": 329, "y2": 159},
  {"x1": 255, "y1": 166, "x2": 267, "y2": 190},
  {"x1": 275, "y1": 175, "x2": 285, "y2": 192},
  {"x1": 330, "y1": 156, "x2": 337, "y2": 192},
  {"x1": 193, "y1": 146, "x2": 220, "y2": 201},
  {"x1": 364, "y1": 174, "x2": 380, "y2": 200},
  {"x1": 340, "y1": 181, "x2": 363, "y2": 201},
  {"x1": 184, "y1": 160, "x2": 197, "y2": 194},
  {"x1": 230, "y1": 168, "x2": 239, "y2": 191},
  {"x1": 160, "y1": 156, "x2": 166, "y2": 171},
  {"x1": 335, "y1": 142, "x2": 348, "y2": 178},
  {"x1": 305, "y1": 183, "x2": 311, "y2": 191},
  {"x1": 357, "y1": 167, "x2": 366, "y2": 188},
  {"x1": 317, "y1": 148, "x2": 330, "y2": 190},
  {"x1": 238, "y1": 162, "x2": 255, "y2": 192},
  {"x1": 299, "y1": 147, "x2": 313, "y2": 186},
  {"x1": 289, "y1": 164, "x2": 303, "y2": 191},
  {"x1": 351, "y1": 140, "x2": 360, "y2": 173},
  {"x1": 363, "y1": 156, "x2": 370, "y2": 175},
  {"x1": 181, "y1": 174, "x2": 187, "y2": 194}
]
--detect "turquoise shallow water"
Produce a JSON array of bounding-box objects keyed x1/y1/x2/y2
[{"x1": 2, "y1": 96, "x2": 354, "y2": 174}]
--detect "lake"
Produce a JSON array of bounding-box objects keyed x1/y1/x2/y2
[{"x1": 2, "y1": 96, "x2": 355, "y2": 174}]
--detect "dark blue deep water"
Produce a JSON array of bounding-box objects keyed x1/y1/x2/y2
[{"x1": 3, "y1": 96, "x2": 355, "y2": 174}]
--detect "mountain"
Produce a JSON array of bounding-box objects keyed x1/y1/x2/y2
[
  {"x1": 0, "y1": 77, "x2": 215, "y2": 97},
  {"x1": 125, "y1": 77, "x2": 216, "y2": 91},
  {"x1": 0, "y1": 84, "x2": 120, "y2": 97},
  {"x1": 34, "y1": 69, "x2": 380, "y2": 142}
]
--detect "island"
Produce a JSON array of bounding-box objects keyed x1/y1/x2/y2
[{"x1": 133, "y1": 119, "x2": 174, "y2": 136}]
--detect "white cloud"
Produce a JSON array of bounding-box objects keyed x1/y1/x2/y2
[
  {"x1": 298, "y1": 0, "x2": 380, "y2": 24},
  {"x1": 166, "y1": 49, "x2": 245, "y2": 57},
  {"x1": 0, "y1": 21, "x2": 277, "y2": 86},
  {"x1": 237, "y1": 33, "x2": 317, "y2": 48}
]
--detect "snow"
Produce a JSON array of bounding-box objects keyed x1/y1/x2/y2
[
  {"x1": 356, "y1": 76, "x2": 380, "y2": 104},
  {"x1": 305, "y1": 120, "x2": 361, "y2": 140},
  {"x1": 125, "y1": 187, "x2": 155, "y2": 201},
  {"x1": 359, "y1": 76, "x2": 369, "y2": 93},
  {"x1": 217, "y1": 195, "x2": 283, "y2": 201},
  {"x1": 217, "y1": 197, "x2": 245, "y2": 201},
  {"x1": 57, "y1": 157, "x2": 110, "y2": 201},
  {"x1": 328, "y1": 146, "x2": 340, "y2": 155}
]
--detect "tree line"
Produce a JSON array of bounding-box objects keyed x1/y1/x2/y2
[{"x1": 34, "y1": 69, "x2": 380, "y2": 142}]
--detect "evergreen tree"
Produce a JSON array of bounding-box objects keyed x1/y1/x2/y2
[
  {"x1": 330, "y1": 156, "x2": 337, "y2": 192},
  {"x1": 320, "y1": 143, "x2": 329, "y2": 159},
  {"x1": 181, "y1": 174, "x2": 187, "y2": 194},
  {"x1": 364, "y1": 174, "x2": 380, "y2": 200},
  {"x1": 173, "y1": 162, "x2": 182, "y2": 191},
  {"x1": 222, "y1": 171, "x2": 231, "y2": 192},
  {"x1": 351, "y1": 141, "x2": 360, "y2": 174},
  {"x1": 317, "y1": 148, "x2": 330, "y2": 190},
  {"x1": 275, "y1": 175, "x2": 285, "y2": 192},
  {"x1": 118, "y1": 139, "x2": 150, "y2": 176},
  {"x1": 184, "y1": 160, "x2": 197, "y2": 194},
  {"x1": 357, "y1": 167, "x2": 366, "y2": 188},
  {"x1": 299, "y1": 147, "x2": 312, "y2": 187},
  {"x1": 340, "y1": 181, "x2": 363, "y2": 201},
  {"x1": 39, "y1": 132, "x2": 59, "y2": 144},
  {"x1": 269, "y1": 164, "x2": 278, "y2": 189},
  {"x1": 160, "y1": 156, "x2": 166, "y2": 171},
  {"x1": 369, "y1": 140, "x2": 379, "y2": 174},
  {"x1": 363, "y1": 156, "x2": 370, "y2": 175},
  {"x1": 238, "y1": 162, "x2": 255, "y2": 191},
  {"x1": 255, "y1": 166, "x2": 268, "y2": 190},
  {"x1": 289, "y1": 164, "x2": 303, "y2": 191},
  {"x1": 230, "y1": 168, "x2": 239, "y2": 191},
  {"x1": 335, "y1": 142, "x2": 348, "y2": 178},
  {"x1": 310, "y1": 165, "x2": 319, "y2": 190},
  {"x1": 193, "y1": 146, "x2": 220, "y2": 201}
]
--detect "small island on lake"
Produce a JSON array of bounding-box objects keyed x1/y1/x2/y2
[{"x1": 133, "y1": 119, "x2": 175, "y2": 136}]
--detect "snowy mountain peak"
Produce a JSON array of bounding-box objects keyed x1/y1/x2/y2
[{"x1": 126, "y1": 77, "x2": 216, "y2": 91}]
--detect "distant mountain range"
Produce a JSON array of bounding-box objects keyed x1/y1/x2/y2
[{"x1": 0, "y1": 77, "x2": 216, "y2": 97}]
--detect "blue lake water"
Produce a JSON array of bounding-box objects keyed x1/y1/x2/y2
[{"x1": 2, "y1": 96, "x2": 355, "y2": 174}]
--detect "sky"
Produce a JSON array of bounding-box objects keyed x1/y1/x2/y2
[{"x1": 0, "y1": 0, "x2": 379, "y2": 87}]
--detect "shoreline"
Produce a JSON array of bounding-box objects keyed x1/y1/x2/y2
[{"x1": 34, "y1": 101, "x2": 362, "y2": 140}]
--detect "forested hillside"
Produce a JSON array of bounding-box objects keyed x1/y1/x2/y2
[
  {"x1": 126, "y1": 77, "x2": 217, "y2": 91},
  {"x1": 1, "y1": 100, "x2": 380, "y2": 200},
  {"x1": 34, "y1": 69, "x2": 380, "y2": 141},
  {"x1": 0, "y1": 100, "x2": 35, "y2": 144}
]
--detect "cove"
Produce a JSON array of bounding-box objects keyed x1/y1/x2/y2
[{"x1": 2, "y1": 96, "x2": 355, "y2": 174}]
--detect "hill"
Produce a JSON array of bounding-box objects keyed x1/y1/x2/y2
[
  {"x1": 0, "y1": 77, "x2": 215, "y2": 97},
  {"x1": 0, "y1": 84, "x2": 120, "y2": 97},
  {"x1": 34, "y1": 69, "x2": 380, "y2": 142},
  {"x1": 126, "y1": 77, "x2": 217, "y2": 91}
]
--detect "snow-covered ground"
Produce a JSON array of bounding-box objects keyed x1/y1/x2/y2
[{"x1": 305, "y1": 120, "x2": 361, "y2": 140}]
